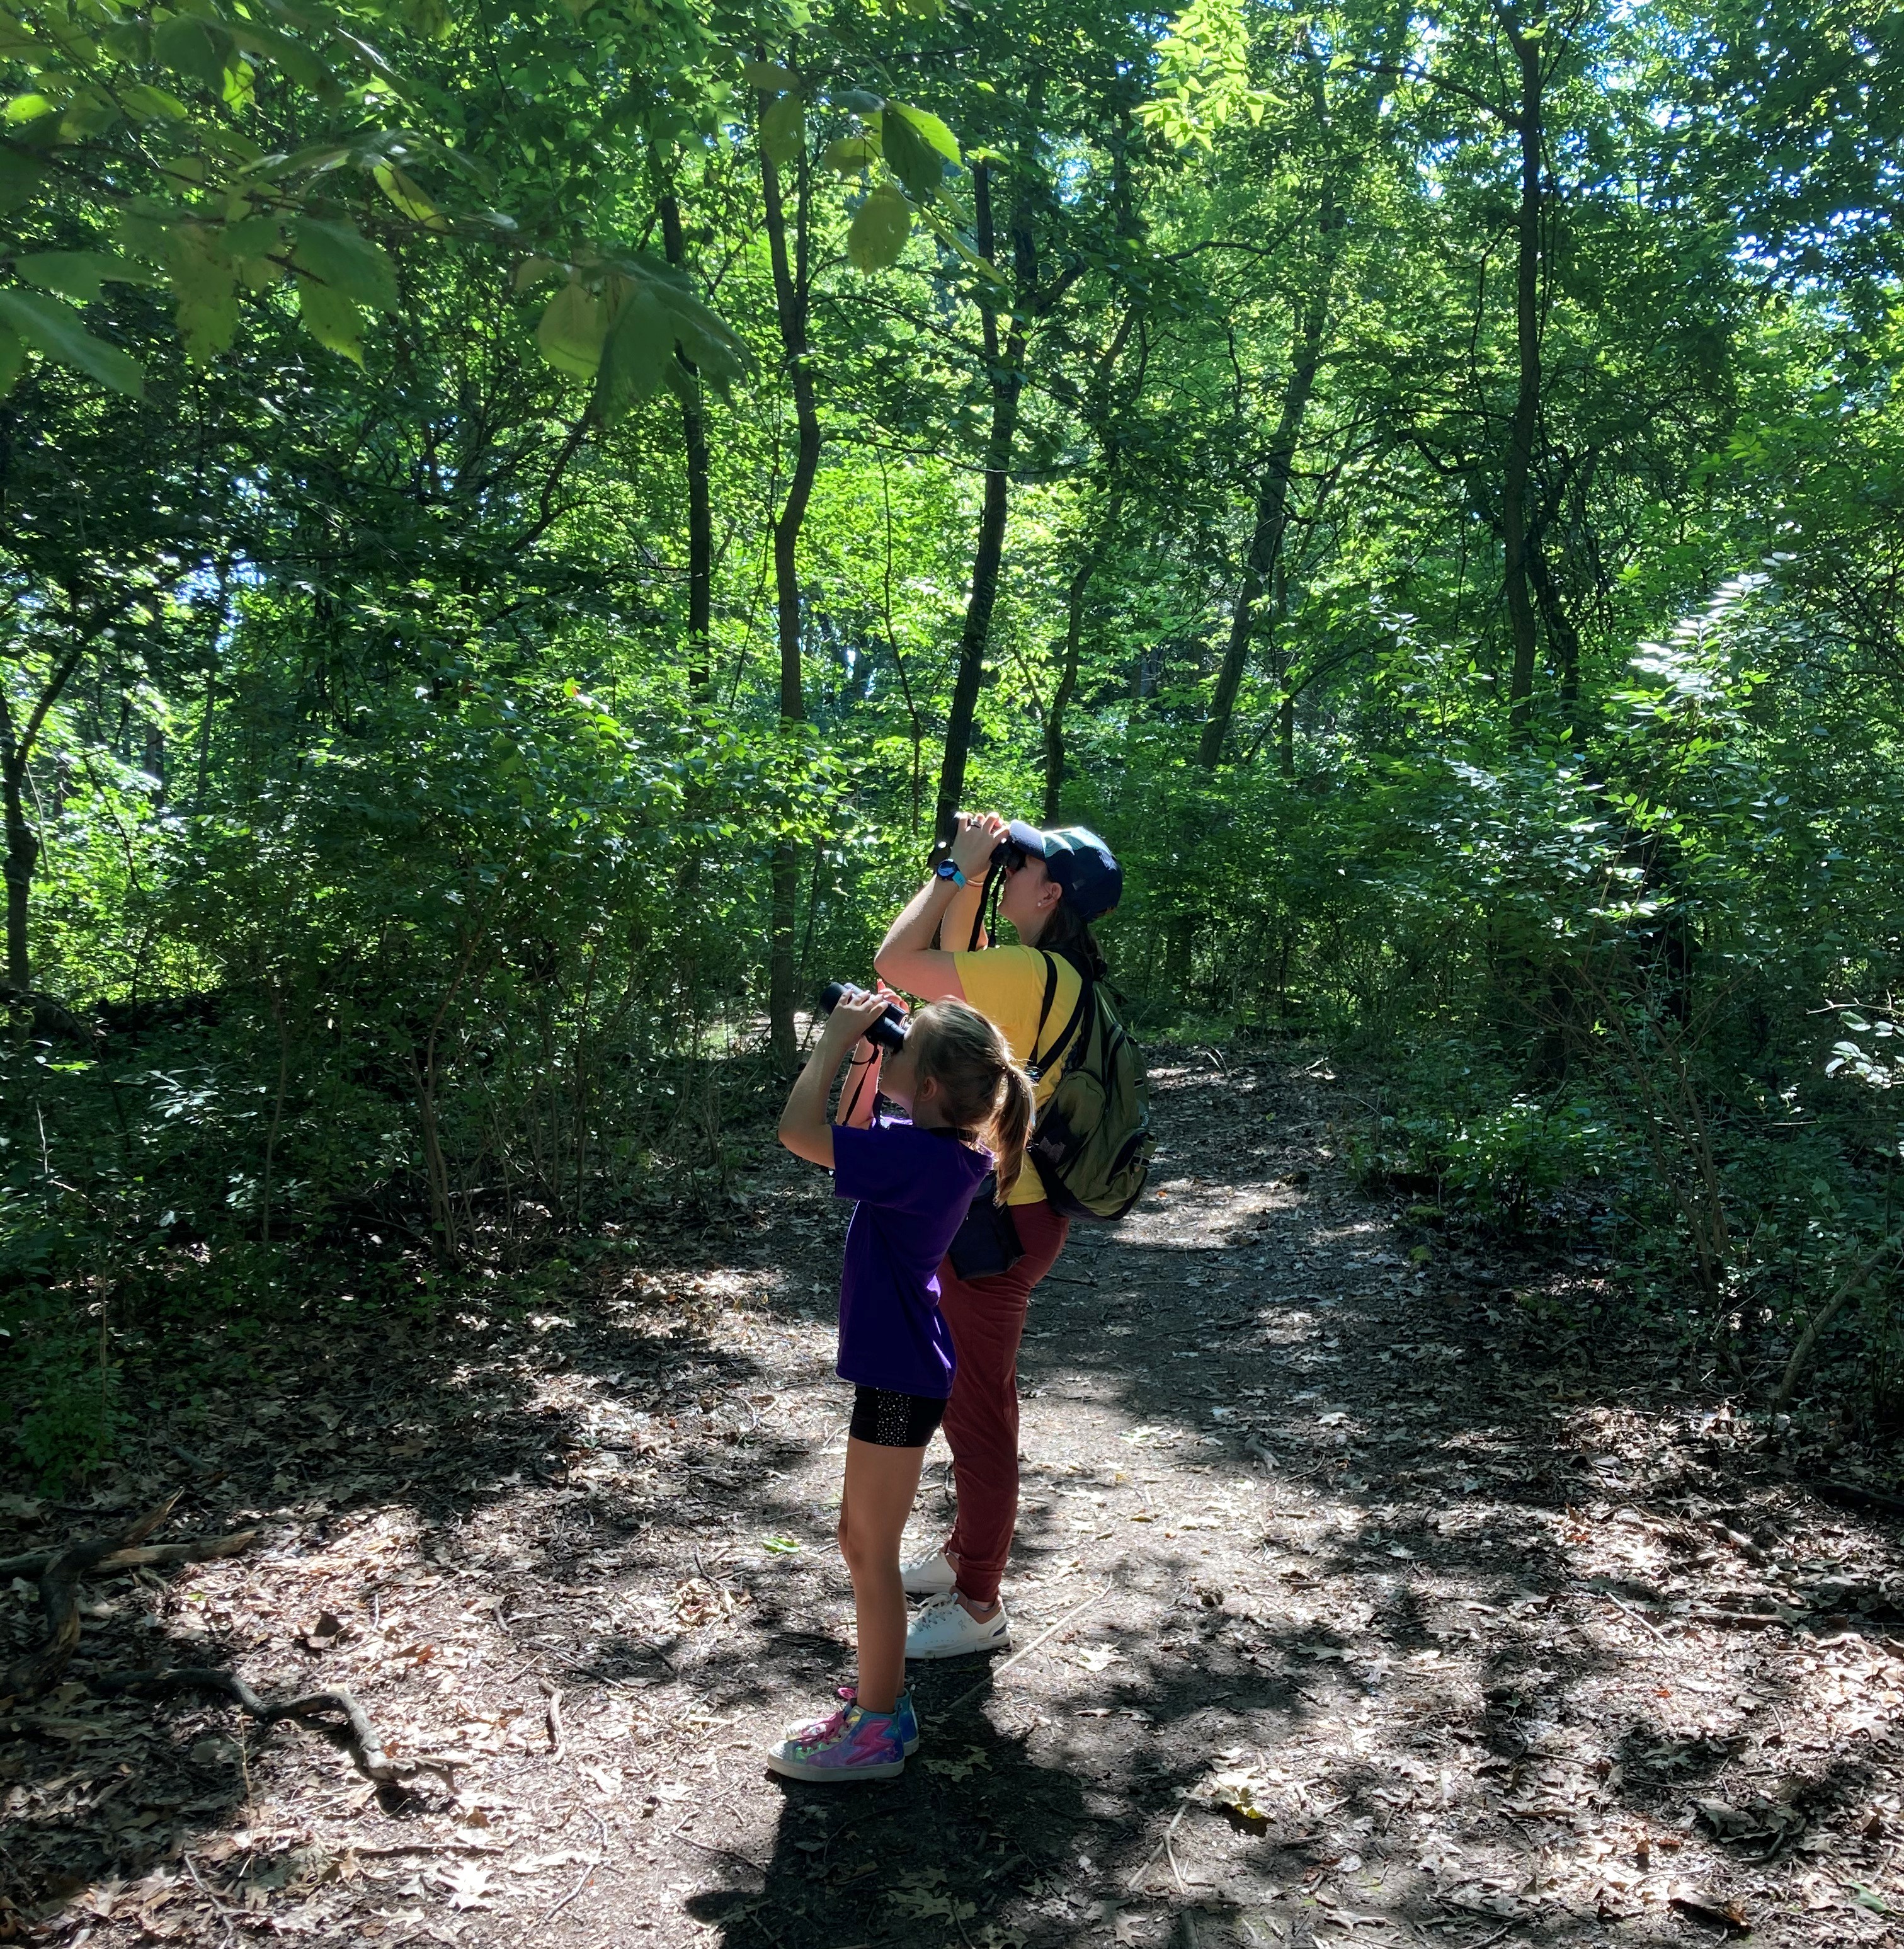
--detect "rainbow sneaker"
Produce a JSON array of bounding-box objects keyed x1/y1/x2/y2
[
  {"x1": 765, "y1": 1702, "x2": 906, "y2": 1782},
  {"x1": 824, "y1": 1685, "x2": 919, "y2": 1756}
]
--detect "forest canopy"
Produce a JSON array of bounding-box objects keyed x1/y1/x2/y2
[{"x1": 5, "y1": 0, "x2": 1904, "y2": 1478}]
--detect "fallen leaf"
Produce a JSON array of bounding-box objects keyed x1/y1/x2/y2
[
  {"x1": 1669, "y1": 1893, "x2": 1749, "y2": 1934},
  {"x1": 439, "y1": 1862, "x2": 493, "y2": 1911}
]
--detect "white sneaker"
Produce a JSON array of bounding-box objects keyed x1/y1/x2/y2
[
  {"x1": 900, "y1": 1547, "x2": 958, "y2": 1597},
  {"x1": 905, "y1": 1591, "x2": 1011, "y2": 1660}
]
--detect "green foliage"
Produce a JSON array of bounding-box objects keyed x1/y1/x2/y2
[{"x1": 9, "y1": 0, "x2": 1904, "y2": 1486}]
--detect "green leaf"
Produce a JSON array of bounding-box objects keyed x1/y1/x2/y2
[
  {"x1": 296, "y1": 277, "x2": 363, "y2": 361},
  {"x1": 0, "y1": 288, "x2": 142, "y2": 394},
  {"x1": 830, "y1": 86, "x2": 883, "y2": 114},
  {"x1": 741, "y1": 59, "x2": 798, "y2": 91},
  {"x1": 15, "y1": 251, "x2": 151, "y2": 304},
  {"x1": 889, "y1": 101, "x2": 961, "y2": 168},
  {"x1": 533, "y1": 280, "x2": 605, "y2": 380},
  {"x1": 372, "y1": 161, "x2": 443, "y2": 229},
  {"x1": 821, "y1": 135, "x2": 877, "y2": 175},
  {"x1": 761, "y1": 92, "x2": 803, "y2": 167},
  {"x1": 876, "y1": 106, "x2": 943, "y2": 200},
  {"x1": 0, "y1": 145, "x2": 44, "y2": 212},
  {"x1": 153, "y1": 14, "x2": 234, "y2": 91},
  {"x1": 119, "y1": 82, "x2": 191, "y2": 123},
  {"x1": 0, "y1": 325, "x2": 22, "y2": 397},
  {"x1": 161, "y1": 226, "x2": 239, "y2": 361},
  {"x1": 847, "y1": 183, "x2": 910, "y2": 273},
  {"x1": 290, "y1": 216, "x2": 398, "y2": 312},
  {"x1": 595, "y1": 278, "x2": 670, "y2": 420}
]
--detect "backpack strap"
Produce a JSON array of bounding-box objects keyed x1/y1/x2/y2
[{"x1": 1029, "y1": 950, "x2": 1089, "y2": 1083}]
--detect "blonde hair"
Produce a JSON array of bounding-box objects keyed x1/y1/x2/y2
[{"x1": 908, "y1": 998, "x2": 1037, "y2": 1202}]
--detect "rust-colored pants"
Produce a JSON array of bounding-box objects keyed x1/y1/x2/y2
[{"x1": 937, "y1": 1199, "x2": 1071, "y2": 1608}]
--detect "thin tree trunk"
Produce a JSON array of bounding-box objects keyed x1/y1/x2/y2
[
  {"x1": 1, "y1": 630, "x2": 94, "y2": 994},
  {"x1": 933, "y1": 162, "x2": 1028, "y2": 851},
  {"x1": 1043, "y1": 489, "x2": 1122, "y2": 825},
  {"x1": 660, "y1": 193, "x2": 714, "y2": 702},
  {"x1": 760, "y1": 83, "x2": 821, "y2": 1068},
  {"x1": 1044, "y1": 555, "x2": 1092, "y2": 827},
  {"x1": 1199, "y1": 205, "x2": 1336, "y2": 769},
  {"x1": 1500, "y1": 11, "x2": 1544, "y2": 735}
]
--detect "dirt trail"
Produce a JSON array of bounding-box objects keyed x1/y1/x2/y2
[{"x1": 4, "y1": 1053, "x2": 1903, "y2": 1947}]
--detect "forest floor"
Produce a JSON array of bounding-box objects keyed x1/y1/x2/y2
[{"x1": 5, "y1": 1049, "x2": 1904, "y2": 1949}]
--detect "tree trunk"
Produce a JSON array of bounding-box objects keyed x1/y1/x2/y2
[
  {"x1": 1198, "y1": 203, "x2": 1336, "y2": 769},
  {"x1": 661, "y1": 194, "x2": 714, "y2": 703},
  {"x1": 1526, "y1": 530, "x2": 1582, "y2": 726},
  {"x1": 760, "y1": 87, "x2": 821, "y2": 1069},
  {"x1": 2, "y1": 746, "x2": 34, "y2": 991},
  {"x1": 933, "y1": 162, "x2": 1027, "y2": 851},
  {"x1": 1500, "y1": 13, "x2": 1544, "y2": 736}
]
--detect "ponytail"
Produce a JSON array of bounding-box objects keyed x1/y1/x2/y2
[
  {"x1": 983, "y1": 1060, "x2": 1036, "y2": 1203},
  {"x1": 907, "y1": 999, "x2": 1037, "y2": 1201}
]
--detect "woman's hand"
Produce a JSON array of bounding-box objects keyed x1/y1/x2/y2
[{"x1": 950, "y1": 811, "x2": 1006, "y2": 881}]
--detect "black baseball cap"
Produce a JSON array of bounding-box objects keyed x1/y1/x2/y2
[{"x1": 1004, "y1": 821, "x2": 1123, "y2": 920}]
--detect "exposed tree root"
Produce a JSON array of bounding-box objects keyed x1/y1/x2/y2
[{"x1": 0, "y1": 1493, "x2": 433, "y2": 1788}]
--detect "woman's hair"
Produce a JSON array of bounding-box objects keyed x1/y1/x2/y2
[
  {"x1": 908, "y1": 998, "x2": 1037, "y2": 1201},
  {"x1": 1035, "y1": 894, "x2": 1109, "y2": 983}
]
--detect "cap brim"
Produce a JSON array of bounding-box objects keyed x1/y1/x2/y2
[{"x1": 1006, "y1": 819, "x2": 1052, "y2": 855}]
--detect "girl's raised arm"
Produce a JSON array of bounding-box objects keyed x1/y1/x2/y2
[{"x1": 778, "y1": 988, "x2": 892, "y2": 1168}]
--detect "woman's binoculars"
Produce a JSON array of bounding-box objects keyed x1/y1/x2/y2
[{"x1": 819, "y1": 983, "x2": 909, "y2": 1052}]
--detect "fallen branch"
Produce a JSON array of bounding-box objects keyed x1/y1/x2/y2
[
  {"x1": 1810, "y1": 1478, "x2": 1904, "y2": 1521},
  {"x1": 0, "y1": 1493, "x2": 430, "y2": 1790},
  {"x1": 91, "y1": 1666, "x2": 445, "y2": 1788},
  {"x1": 1, "y1": 1493, "x2": 191, "y2": 1700},
  {"x1": 0, "y1": 1531, "x2": 258, "y2": 1586}
]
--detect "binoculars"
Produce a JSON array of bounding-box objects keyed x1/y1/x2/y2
[{"x1": 819, "y1": 982, "x2": 910, "y2": 1053}]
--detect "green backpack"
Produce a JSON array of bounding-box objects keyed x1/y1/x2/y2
[{"x1": 1023, "y1": 951, "x2": 1154, "y2": 1222}]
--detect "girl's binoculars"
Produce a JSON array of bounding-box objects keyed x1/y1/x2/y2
[{"x1": 818, "y1": 983, "x2": 909, "y2": 1052}]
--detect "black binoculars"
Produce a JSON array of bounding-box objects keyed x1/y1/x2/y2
[{"x1": 818, "y1": 983, "x2": 910, "y2": 1053}]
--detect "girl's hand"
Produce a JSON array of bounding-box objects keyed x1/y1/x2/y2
[
  {"x1": 823, "y1": 983, "x2": 896, "y2": 1052},
  {"x1": 950, "y1": 811, "x2": 1006, "y2": 881}
]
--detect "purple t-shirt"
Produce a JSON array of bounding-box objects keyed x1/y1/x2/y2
[{"x1": 832, "y1": 1117, "x2": 990, "y2": 1399}]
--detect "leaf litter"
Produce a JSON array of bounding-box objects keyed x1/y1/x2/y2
[{"x1": 2, "y1": 1053, "x2": 1903, "y2": 1945}]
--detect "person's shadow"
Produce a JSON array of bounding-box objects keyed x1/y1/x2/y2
[{"x1": 685, "y1": 1660, "x2": 1104, "y2": 1948}]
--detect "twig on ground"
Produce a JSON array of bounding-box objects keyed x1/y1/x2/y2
[
  {"x1": 1599, "y1": 1590, "x2": 1673, "y2": 1647},
  {"x1": 542, "y1": 1808, "x2": 607, "y2": 1926},
  {"x1": 1127, "y1": 1794, "x2": 1194, "y2": 1894},
  {"x1": 941, "y1": 1579, "x2": 1115, "y2": 1717},
  {"x1": 543, "y1": 1679, "x2": 567, "y2": 1758}
]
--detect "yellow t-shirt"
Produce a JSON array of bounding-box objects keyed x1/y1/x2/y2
[{"x1": 953, "y1": 945, "x2": 1085, "y2": 1206}]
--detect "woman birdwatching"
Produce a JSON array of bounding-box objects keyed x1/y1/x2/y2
[{"x1": 874, "y1": 811, "x2": 1123, "y2": 1658}]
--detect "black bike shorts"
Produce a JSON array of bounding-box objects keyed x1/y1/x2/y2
[{"x1": 848, "y1": 1385, "x2": 947, "y2": 1449}]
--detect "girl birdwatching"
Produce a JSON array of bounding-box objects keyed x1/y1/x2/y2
[{"x1": 765, "y1": 985, "x2": 1033, "y2": 1782}]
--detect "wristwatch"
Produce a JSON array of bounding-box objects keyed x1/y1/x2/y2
[{"x1": 934, "y1": 860, "x2": 966, "y2": 888}]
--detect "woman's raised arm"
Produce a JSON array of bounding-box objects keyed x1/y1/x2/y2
[{"x1": 872, "y1": 813, "x2": 1002, "y2": 1000}]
